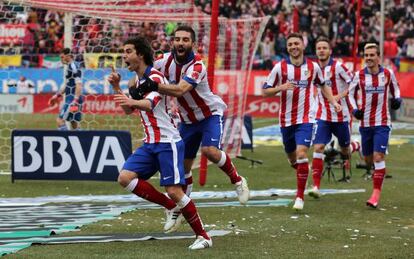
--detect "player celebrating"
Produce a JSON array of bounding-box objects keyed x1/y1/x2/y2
[
  {"x1": 48, "y1": 48, "x2": 83, "y2": 130},
  {"x1": 108, "y1": 37, "x2": 212, "y2": 250},
  {"x1": 262, "y1": 33, "x2": 341, "y2": 210},
  {"x1": 349, "y1": 43, "x2": 401, "y2": 208},
  {"x1": 136, "y1": 25, "x2": 250, "y2": 230},
  {"x1": 309, "y1": 37, "x2": 354, "y2": 198}
]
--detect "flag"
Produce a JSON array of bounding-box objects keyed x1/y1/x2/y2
[{"x1": 39, "y1": 55, "x2": 62, "y2": 68}]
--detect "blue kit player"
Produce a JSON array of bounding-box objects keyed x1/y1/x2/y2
[{"x1": 48, "y1": 48, "x2": 83, "y2": 130}]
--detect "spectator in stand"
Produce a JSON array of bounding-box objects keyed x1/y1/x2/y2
[
  {"x1": 258, "y1": 36, "x2": 275, "y2": 70},
  {"x1": 404, "y1": 38, "x2": 414, "y2": 58},
  {"x1": 2, "y1": 1, "x2": 414, "y2": 67},
  {"x1": 4, "y1": 42, "x2": 19, "y2": 55},
  {"x1": 274, "y1": 32, "x2": 288, "y2": 59}
]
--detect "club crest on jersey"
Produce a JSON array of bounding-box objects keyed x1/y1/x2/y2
[
  {"x1": 191, "y1": 71, "x2": 199, "y2": 80},
  {"x1": 304, "y1": 69, "x2": 311, "y2": 79},
  {"x1": 379, "y1": 74, "x2": 388, "y2": 86}
]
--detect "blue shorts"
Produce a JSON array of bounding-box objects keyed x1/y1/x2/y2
[
  {"x1": 313, "y1": 120, "x2": 350, "y2": 147},
  {"x1": 59, "y1": 97, "x2": 83, "y2": 122},
  {"x1": 122, "y1": 140, "x2": 185, "y2": 186},
  {"x1": 359, "y1": 126, "x2": 391, "y2": 156},
  {"x1": 179, "y1": 115, "x2": 223, "y2": 159},
  {"x1": 280, "y1": 123, "x2": 314, "y2": 153}
]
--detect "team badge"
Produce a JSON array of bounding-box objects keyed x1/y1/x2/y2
[
  {"x1": 304, "y1": 69, "x2": 311, "y2": 79},
  {"x1": 191, "y1": 71, "x2": 199, "y2": 80},
  {"x1": 379, "y1": 74, "x2": 388, "y2": 86}
]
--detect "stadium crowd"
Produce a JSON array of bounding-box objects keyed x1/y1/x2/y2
[{"x1": 1, "y1": 0, "x2": 414, "y2": 68}]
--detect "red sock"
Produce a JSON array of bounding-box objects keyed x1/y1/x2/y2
[
  {"x1": 373, "y1": 166, "x2": 386, "y2": 191},
  {"x1": 182, "y1": 172, "x2": 193, "y2": 196},
  {"x1": 132, "y1": 179, "x2": 176, "y2": 210},
  {"x1": 296, "y1": 160, "x2": 309, "y2": 199},
  {"x1": 312, "y1": 154, "x2": 324, "y2": 188},
  {"x1": 350, "y1": 141, "x2": 360, "y2": 153},
  {"x1": 218, "y1": 151, "x2": 242, "y2": 184},
  {"x1": 180, "y1": 198, "x2": 209, "y2": 239}
]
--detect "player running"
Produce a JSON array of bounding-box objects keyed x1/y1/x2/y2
[
  {"x1": 262, "y1": 33, "x2": 341, "y2": 210},
  {"x1": 348, "y1": 43, "x2": 401, "y2": 208},
  {"x1": 108, "y1": 36, "x2": 212, "y2": 249},
  {"x1": 136, "y1": 25, "x2": 250, "y2": 231},
  {"x1": 309, "y1": 37, "x2": 354, "y2": 198}
]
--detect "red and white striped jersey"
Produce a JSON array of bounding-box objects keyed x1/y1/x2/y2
[
  {"x1": 263, "y1": 58, "x2": 325, "y2": 127},
  {"x1": 136, "y1": 66, "x2": 181, "y2": 144},
  {"x1": 348, "y1": 66, "x2": 401, "y2": 127},
  {"x1": 316, "y1": 58, "x2": 353, "y2": 122},
  {"x1": 154, "y1": 52, "x2": 227, "y2": 124}
]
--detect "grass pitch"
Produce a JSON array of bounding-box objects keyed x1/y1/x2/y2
[
  {"x1": 2, "y1": 139, "x2": 414, "y2": 258},
  {"x1": 1, "y1": 115, "x2": 414, "y2": 257}
]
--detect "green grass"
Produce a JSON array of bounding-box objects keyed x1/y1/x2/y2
[{"x1": 2, "y1": 143, "x2": 414, "y2": 258}]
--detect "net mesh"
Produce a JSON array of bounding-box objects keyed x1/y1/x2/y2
[{"x1": 0, "y1": 0, "x2": 269, "y2": 171}]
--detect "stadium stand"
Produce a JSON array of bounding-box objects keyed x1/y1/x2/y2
[{"x1": 1, "y1": 0, "x2": 414, "y2": 68}]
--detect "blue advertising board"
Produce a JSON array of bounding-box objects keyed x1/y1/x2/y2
[
  {"x1": 0, "y1": 68, "x2": 134, "y2": 94},
  {"x1": 12, "y1": 130, "x2": 132, "y2": 182},
  {"x1": 241, "y1": 115, "x2": 253, "y2": 150}
]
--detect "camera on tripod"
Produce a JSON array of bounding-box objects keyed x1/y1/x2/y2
[
  {"x1": 324, "y1": 142, "x2": 340, "y2": 165},
  {"x1": 322, "y1": 141, "x2": 350, "y2": 182}
]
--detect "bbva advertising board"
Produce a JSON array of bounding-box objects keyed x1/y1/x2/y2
[{"x1": 12, "y1": 130, "x2": 132, "y2": 182}]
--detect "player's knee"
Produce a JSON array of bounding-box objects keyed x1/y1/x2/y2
[
  {"x1": 296, "y1": 150, "x2": 308, "y2": 160},
  {"x1": 313, "y1": 144, "x2": 325, "y2": 153},
  {"x1": 165, "y1": 186, "x2": 184, "y2": 202},
  {"x1": 373, "y1": 153, "x2": 385, "y2": 163},
  {"x1": 117, "y1": 171, "x2": 132, "y2": 187},
  {"x1": 201, "y1": 146, "x2": 220, "y2": 161}
]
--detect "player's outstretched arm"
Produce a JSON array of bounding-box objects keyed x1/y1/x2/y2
[
  {"x1": 158, "y1": 80, "x2": 193, "y2": 97},
  {"x1": 139, "y1": 75, "x2": 193, "y2": 97}
]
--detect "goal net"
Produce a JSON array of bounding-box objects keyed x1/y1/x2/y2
[{"x1": 0, "y1": 0, "x2": 269, "y2": 172}]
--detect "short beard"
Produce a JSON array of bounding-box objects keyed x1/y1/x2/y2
[{"x1": 173, "y1": 47, "x2": 192, "y2": 64}]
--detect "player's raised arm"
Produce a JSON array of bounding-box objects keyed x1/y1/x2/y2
[
  {"x1": 107, "y1": 64, "x2": 123, "y2": 94},
  {"x1": 107, "y1": 65, "x2": 136, "y2": 114}
]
